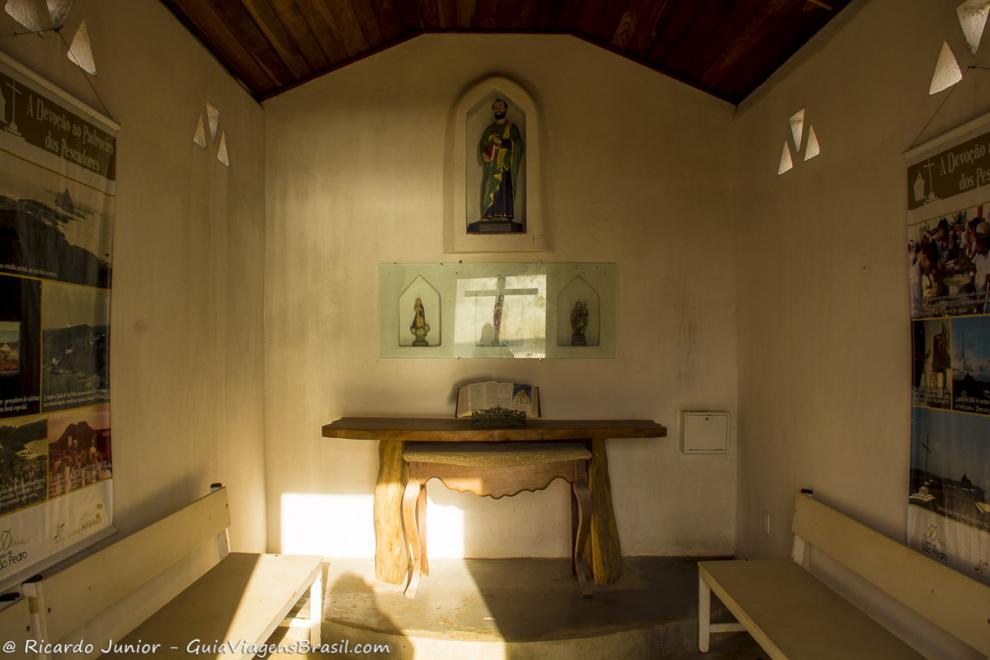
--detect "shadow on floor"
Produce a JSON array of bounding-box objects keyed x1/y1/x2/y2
[
  {"x1": 266, "y1": 567, "x2": 409, "y2": 658},
  {"x1": 318, "y1": 557, "x2": 764, "y2": 659}
]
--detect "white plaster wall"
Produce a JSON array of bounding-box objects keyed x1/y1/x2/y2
[
  {"x1": 732, "y1": 1, "x2": 990, "y2": 656},
  {"x1": 264, "y1": 34, "x2": 738, "y2": 559},
  {"x1": 0, "y1": 0, "x2": 268, "y2": 552}
]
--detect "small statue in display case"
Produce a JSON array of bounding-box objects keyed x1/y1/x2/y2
[
  {"x1": 410, "y1": 297, "x2": 431, "y2": 346},
  {"x1": 570, "y1": 300, "x2": 589, "y2": 346}
]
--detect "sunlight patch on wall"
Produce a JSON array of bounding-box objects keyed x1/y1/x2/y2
[
  {"x1": 280, "y1": 492, "x2": 465, "y2": 558},
  {"x1": 281, "y1": 493, "x2": 375, "y2": 557},
  {"x1": 957, "y1": 0, "x2": 990, "y2": 54},
  {"x1": 423, "y1": 495, "x2": 465, "y2": 559},
  {"x1": 930, "y1": 41, "x2": 964, "y2": 94}
]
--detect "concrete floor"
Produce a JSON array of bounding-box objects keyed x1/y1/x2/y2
[{"x1": 269, "y1": 557, "x2": 765, "y2": 659}]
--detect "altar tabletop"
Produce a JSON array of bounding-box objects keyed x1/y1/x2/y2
[
  {"x1": 322, "y1": 417, "x2": 666, "y2": 442},
  {"x1": 322, "y1": 417, "x2": 667, "y2": 587}
]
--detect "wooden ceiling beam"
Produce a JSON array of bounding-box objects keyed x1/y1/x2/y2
[
  {"x1": 239, "y1": 0, "x2": 313, "y2": 79},
  {"x1": 715, "y1": 4, "x2": 830, "y2": 101},
  {"x1": 204, "y1": 0, "x2": 295, "y2": 87},
  {"x1": 593, "y1": 0, "x2": 631, "y2": 43},
  {"x1": 267, "y1": 0, "x2": 332, "y2": 70},
  {"x1": 370, "y1": 0, "x2": 406, "y2": 40},
  {"x1": 435, "y1": 0, "x2": 458, "y2": 28},
  {"x1": 418, "y1": 0, "x2": 442, "y2": 29},
  {"x1": 700, "y1": 0, "x2": 799, "y2": 90},
  {"x1": 495, "y1": 0, "x2": 524, "y2": 29},
  {"x1": 163, "y1": 0, "x2": 279, "y2": 96},
  {"x1": 665, "y1": 0, "x2": 766, "y2": 78},
  {"x1": 575, "y1": 0, "x2": 606, "y2": 35},
  {"x1": 615, "y1": 0, "x2": 668, "y2": 55},
  {"x1": 454, "y1": 0, "x2": 477, "y2": 28},
  {"x1": 516, "y1": 0, "x2": 539, "y2": 29},
  {"x1": 394, "y1": 0, "x2": 424, "y2": 29},
  {"x1": 322, "y1": 0, "x2": 371, "y2": 56},
  {"x1": 163, "y1": 0, "x2": 848, "y2": 105},
  {"x1": 535, "y1": 0, "x2": 563, "y2": 29},
  {"x1": 475, "y1": 0, "x2": 498, "y2": 29},
  {"x1": 348, "y1": 0, "x2": 386, "y2": 45},
  {"x1": 556, "y1": 0, "x2": 584, "y2": 30},
  {"x1": 289, "y1": 0, "x2": 350, "y2": 63}
]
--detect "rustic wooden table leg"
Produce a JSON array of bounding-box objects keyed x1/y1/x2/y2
[
  {"x1": 583, "y1": 439, "x2": 623, "y2": 585},
  {"x1": 374, "y1": 439, "x2": 408, "y2": 584}
]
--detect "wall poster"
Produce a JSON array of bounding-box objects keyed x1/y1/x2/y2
[
  {"x1": 906, "y1": 114, "x2": 990, "y2": 583},
  {"x1": 0, "y1": 53, "x2": 115, "y2": 589}
]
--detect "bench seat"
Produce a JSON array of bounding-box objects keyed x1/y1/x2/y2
[
  {"x1": 699, "y1": 559, "x2": 921, "y2": 660},
  {"x1": 104, "y1": 552, "x2": 322, "y2": 659}
]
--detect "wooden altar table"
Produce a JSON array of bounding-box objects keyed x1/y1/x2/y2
[{"x1": 321, "y1": 417, "x2": 667, "y2": 586}]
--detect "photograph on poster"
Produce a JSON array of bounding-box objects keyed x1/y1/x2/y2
[
  {"x1": 0, "y1": 150, "x2": 113, "y2": 288},
  {"x1": 42, "y1": 282, "x2": 109, "y2": 411},
  {"x1": 912, "y1": 319, "x2": 953, "y2": 409},
  {"x1": 952, "y1": 316, "x2": 990, "y2": 415},
  {"x1": 0, "y1": 322, "x2": 18, "y2": 376},
  {"x1": 0, "y1": 416, "x2": 47, "y2": 515},
  {"x1": 910, "y1": 407, "x2": 990, "y2": 532},
  {"x1": 46, "y1": 405, "x2": 110, "y2": 499},
  {"x1": 0, "y1": 275, "x2": 39, "y2": 419},
  {"x1": 908, "y1": 203, "x2": 989, "y2": 318}
]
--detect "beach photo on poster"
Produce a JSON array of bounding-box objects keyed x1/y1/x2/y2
[{"x1": 0, "y1": 150, "x2": 113, "y2": 288}]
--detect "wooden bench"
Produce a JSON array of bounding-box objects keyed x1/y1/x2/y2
[
  {"x1": 698, "y1": 492, "x2": 990, "y2": 658},
  {"x1": 21, "y1": 486, "x2": 324, "y2": 659},
  {"x1": 402, "y1": 441, "x2": 594, "y2": 598}
]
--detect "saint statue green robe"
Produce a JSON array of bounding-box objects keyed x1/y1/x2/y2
[{"x1": 479, "y1": 120, "x2": 523, "y2": 219}]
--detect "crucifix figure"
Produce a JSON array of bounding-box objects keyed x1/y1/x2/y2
[
  {"x1": 2, "y1": 80, "x2": 22, "y2": 136},
  {"x1": 464, "y1": 275, "x2": 538, "y2": 346}
]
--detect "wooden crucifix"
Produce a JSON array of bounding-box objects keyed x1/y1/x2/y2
[{"x1": 463, "y1": 274, "x2": 539, "y2": 346}]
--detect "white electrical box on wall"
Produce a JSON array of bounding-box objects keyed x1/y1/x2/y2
[{"x1": 680, "y1": 411, "x2": 729, "y2": 454}]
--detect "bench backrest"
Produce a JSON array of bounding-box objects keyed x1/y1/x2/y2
[
  {"x1": 792, "y1": 493, "x2": 990, "y2": 654},
  {"x1": 29, "y1": 487, "x2": 230, "y2": 642}
]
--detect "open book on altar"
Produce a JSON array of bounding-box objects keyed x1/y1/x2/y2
[{"x1": 455, "y1": 381, "x2": 541, "y2": 418}]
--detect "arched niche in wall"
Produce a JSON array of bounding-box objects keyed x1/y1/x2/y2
[{"x1": 443, "y1": 75, "x2": 547, "y2": 254}]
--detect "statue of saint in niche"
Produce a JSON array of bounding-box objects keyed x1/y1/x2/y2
[
  {"x1": 570, "y1": 300, "x2": 589, "y2": 346},
  {"x1": 469, "y1": 98, "x2": 524, "y2": 234},
  {"x1": 410, "y1": 297, "x2": 431, "y2": 346}
]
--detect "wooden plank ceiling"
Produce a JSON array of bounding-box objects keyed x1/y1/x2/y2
[{"x1": 161, "y1": 0, "x2": 850, "y2": 104}]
